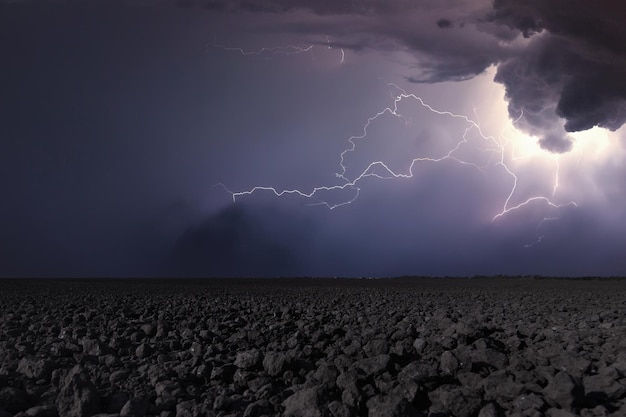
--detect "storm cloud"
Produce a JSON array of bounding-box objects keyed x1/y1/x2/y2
[
  {"x1": 12, "y1": 0, "x2": 626, "y2": 149},
  {"x1": 181, "y1": 0, "x2": 626, "y2": 152},
  {"x1": 169, "y1": 204, "x2": 308, "y2": 277},
  {"x1": 489, "y1": 0, "x2": 626, "y2": 151},
  {"x1": 3, "y1": 0, "x2": 626, "y2": 278}
]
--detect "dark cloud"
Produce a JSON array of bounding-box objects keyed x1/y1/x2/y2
[
  {"x1": 557, "y1": 78, "x2": 626, "y2": 132},
  {"x1": 168, "y1": 204, "x2": 308, "y2": 277},
  {"x1": 490, "y1": 0, "x2": 626, "y2": 151},
  {"x1": 1, "y1": 0, "x2": 510, "y2": 83},
  {"x1": 197, "y1": 0, "x2": 626, "y2": 150},
  {"x1": 407, "y1": 55, "x2": 493, "y2": 84},
  {"x1": 258, "y1": 0, "x2": 626, "y2": 151},
  {"x1": 538, "y1": 131, "x2": 574, "y2": 154},
  {"x1": 436, "y1": 18, "x2": 452, "y2": 29},
  {"x1": 490, "y1": 0, "x2": 626, "y2": 52}
]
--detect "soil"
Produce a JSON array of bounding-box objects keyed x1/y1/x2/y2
[{"x1": 1, "y1": 277, "x2": 625, "y2": 417}]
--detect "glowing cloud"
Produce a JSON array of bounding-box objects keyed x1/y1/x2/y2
[{"x1": 217, "y1": 51, "x2": 592, "y2": 245}]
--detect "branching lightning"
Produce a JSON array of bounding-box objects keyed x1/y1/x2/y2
[{"x1": 216, "y1": 44, "x2": 578, "y2": 246}]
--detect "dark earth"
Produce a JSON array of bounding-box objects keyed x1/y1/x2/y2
[{"x1": 1, "y1": 277, "x2": 626, "y2": 417}]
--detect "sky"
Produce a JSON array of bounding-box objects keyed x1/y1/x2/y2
[{"x1": 1, "y1": 0, "x2": 626, "y2": 277}]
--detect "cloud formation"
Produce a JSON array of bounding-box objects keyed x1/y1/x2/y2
[
  {"x1": 3, "y1": 0, "x2": 626, "y2": 277},
  {"x1": 168, "y1": 204, "x2": 307, "y2": 277},
  {"x1": 489, "y1": 0, "x2": 626, "y2": 151},
  {"x1": 172, "y1": 0, "x2": 626, "y2": 152}
]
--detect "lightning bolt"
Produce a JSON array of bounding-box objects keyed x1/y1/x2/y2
[
  {"x1": 216, "y1": 47, "x2": 578, "y2": 245},
  {"x1": 491, "y1": 110, "x2": 577, "y2": 222},
  {"x1": 211, "y1": 37, "x2": 314, "y2": 57},
  {"x1": 552, "y1": 157, "x2": 561, "y2": 197},
  {"x1": 489, "y1": 110, "x2": 577, "y2": 246},
  {"x1": 326, "y1": 36, "x2": 345, "y2": 64},
  {"x1": 212, "y1": 36, "x2": 345, "y2": 63}
]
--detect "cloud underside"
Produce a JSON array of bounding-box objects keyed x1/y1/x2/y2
[
  {"x1": 199, "y1": 0, "x2": 626, "y2": 153},
  {"x1": 490, "y1": 0, "x2": 626, "y2": 152}
]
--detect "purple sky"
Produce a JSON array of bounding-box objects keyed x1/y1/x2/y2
[{"x1": 2, "y1": 0, "x2": 626, "y2": 277}]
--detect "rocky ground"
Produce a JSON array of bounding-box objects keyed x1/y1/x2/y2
[{"x1": 1, "y1": 277, "x2": 626, "y2": 417}]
